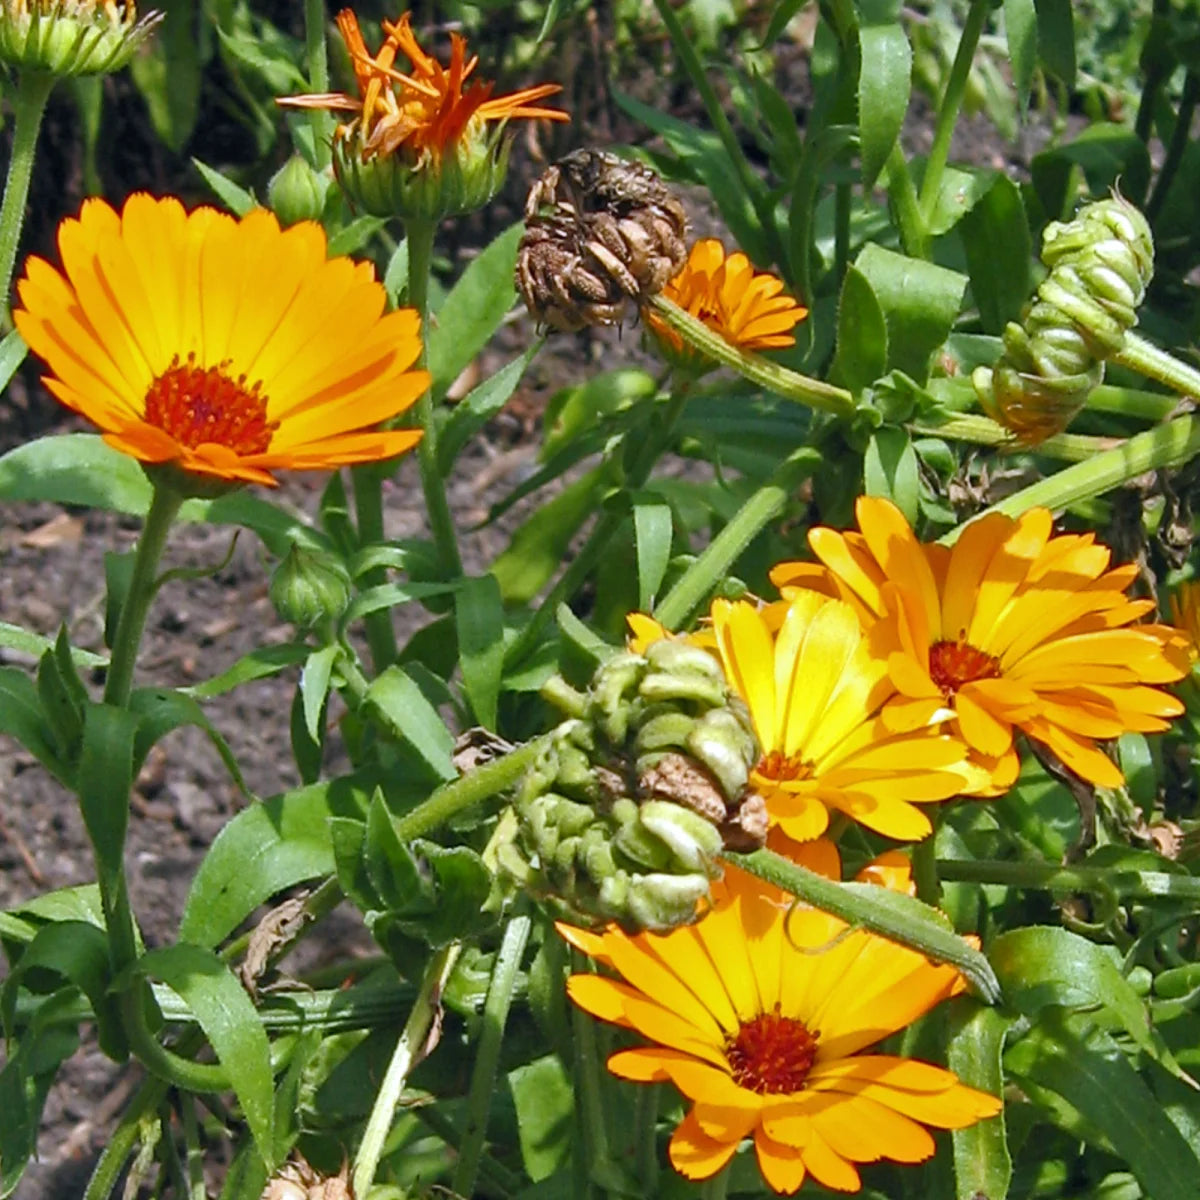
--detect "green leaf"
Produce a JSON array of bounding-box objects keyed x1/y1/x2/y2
[
  {"x1": 960, "y1": 173, "x2": 1032, "y2": 334},
  {"x1": 456, "y1": 574, "x2": 505, "y2": 730},
  {"x1": 633, "y1": 497, "x2": 673, "y2": 612},
  {"x1": 289, "y1": 687, "x2": 324, "y2": 787},
  {"x1": 543, "y1": 369, "x2": 657, "y2": 461},
  {"x1": 366, "y1": 666, "x2": 456, "y2": 781},
  {"x1": 1034, "y1": 0, "x2": 1075, "y2": 85},
  {"x1": 427, "y1": 223, "x2": 523, "y2": 396},
  {"x1": 491, "y1": 466, "x2": 609, "y2": 604},
  {"x1": 300, "y1": 645, "x2": 338, "y2": 745},
  {"x1": 946, "y1": 1003, "x2": 1011, "y2": 1200},
  {"x1": 130, "y1": 0, "x2": 202, "y2": 151},
  {"x1": 991, "y1": 925, "x2": 1194, "y2": 1085},
  {"x1": 1004, "y1": 0, "x2": 1038, "y2": 113},
  {"x1": 1, "y1": 921, "x2": 123, "y2": 1059},
  {"x1": 1005, "y1": 1010, "x2": 1199, "y2": 1200},
  {"x1": 508, "y1": 1055, "x2": 574, "y2": 1182},
  {"x1": 857, "y1": 9, "x2": 912, "y2": 188},
  {"x1": 0, "y1": 434, "x2": 152, "y2": 512},
  {"x1": 77, "y1": 704, "x2": 139, "y2": 895},
  {"x1": 0, "y1": 622, "x2": 106, "y2": 671},
  {"x1": 128, "y1": 687, "x2": 250, "y2": 796},
  {"x1": 134, "y1": 944, "x2": 275, "y2": 1165},
  {"x1": 923, "y1": 164, "x2": 1000, "y2": 237},
  {"x1": 853, "y1": 243, "x2": 967, "y2": 383},
  {"x1": 863, "y1": 427, "x2": 919, "y2": 523},
  {"x1": 830, "y1": 264, "x2": 887, "y2": 393},
  {"x1": 438, "y1": 344, "x2": 541, "y2": 472},
  {"x1": 326, "y1": 216, "x2": 387, "y2": 257},
  {"x1": 182, "y1": 643, "x2": 310, "y2": 699},
  {"x1": 0, "y1": 667, "x2": 68, "y2": 786},
  {"x1": 0, "y1": 329, "x2": 27, "y2": 394},
  {"x1": 1031, "y1": 126, "x2": 1152, "y2": 219},
  {"x1": 192, "y1": 158, "x2": 257, "y2": 215},
  {"x1": 180, "y1": 779, "x2": 371, "y2": 948}
]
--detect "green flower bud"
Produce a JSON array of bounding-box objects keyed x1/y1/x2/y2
[
  {"x1": 974, "y1": 193, "x2": 1153, "y2": 445},
  {"x1": 267, "y1": 155, "x2": 330, "y2": 228},
  {"x1": 0, "y1": 1, "x2": 161, "y2": 77},
  {"x1": 268, "y1": 544, "x2": 351, "y2": 632},
  {"x1": 334, "y1": 128, "x2": 512, "y2": 222}
]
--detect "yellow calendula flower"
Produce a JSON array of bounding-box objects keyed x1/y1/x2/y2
[
  {"x1": 773, "y1": 497, "x2": 1188, "y2": 790},
  {"x1": 559, "y1": 843, "x2": 1001, "y2": 1195},
  {"x1": 279, "y1": 8, "x2": 567, "y2": 218},
  {"x1": 13, "y1": 194, "x2": 428, "y2": 487},
  {"x1": 628, "y1": 594, "x2": 981, "y2": 842},
  {"x1": 644, "y1": 238, "x2": 808, "y2": 372},
  {"x1": 0, "y1": 0, "x2": 159, "y2": 76}
]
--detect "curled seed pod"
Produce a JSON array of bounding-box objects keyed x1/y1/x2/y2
[
  {"x1": 498, "y1": 641, "x2": 764, "y2": 933},
  {"x1": 973, "y1": 193, "x2": 1154, "y2": 446},
  {"x1": 515, "y1": 148, "x2": 689, "y2": 333}
]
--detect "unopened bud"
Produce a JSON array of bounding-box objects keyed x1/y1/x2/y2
[
  {"x1": 0, "y1": 0, "x2": 161, "y2": 77},
  {"x1": 268, "y1": 155, "x2": 330, "y2": 227},
  {"x1": 269, "y1": 544, "x2": 351, "y2": 632}
]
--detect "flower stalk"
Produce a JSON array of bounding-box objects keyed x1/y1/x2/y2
[
  {"x1": 0, "y1": 69, "x2": 55, "y2": 326},
  {"x1": 351, "y1": 941, "x2": 462, "y2": 1199}
]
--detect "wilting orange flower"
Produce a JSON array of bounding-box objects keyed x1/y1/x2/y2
[
  {"x1": 13, "y1": 194, "x2": 427, "y2": 487},
  {"x1": 645, "y1": 238, "x2": 807, "y2": 370},
  {"x1": 559, "y1": 843, "x2": 1001, "y2": 1195},
  {"x1": 280, "y1": 9, "x2": 566, "y2": 163},
  {"x1": 773, "y1": 498, "x2": 1188, "y2": 789},
  {"x1": 630, "y1": 594, "x2": 981, "y2": 842}
]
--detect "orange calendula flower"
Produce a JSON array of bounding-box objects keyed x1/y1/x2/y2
[
  {"x1": 13, "y1": 194, "x2": 427, "y2": 488},
  {"x1": 645, "y1": 238, "x2": 808, "y2": 371},
  {"x1": 773, "y1": 497, "x2": 1188, "y2": 789},
  {"x1": 279, "y1": 9, "x2": 567, "y2": 217},
  {"x1": 559, "y1": 844, "x2": 1001, "y2": 1195}
]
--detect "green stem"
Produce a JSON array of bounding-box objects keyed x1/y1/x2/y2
[
  {"x1": 699, "y1": 1168, "x2": 731, "y2": 1200},
  {"x1": 633, "y1": 1083, "x2": 660, "y2": 1191},
  {"x1": 451, "y1": 914, "x2": 532, "y2": 1198},
  {"x1": 393, "y1": 736, "x2": 549, "y2": 842},
  {"x1": 1113, "y1": 331, "x2": 1200, "y2": 399},
  {"x1": 84, "y1": 1075, "x2": 171, "y2": 1200},
  {"x1": 940, "y1": 413, "x2": 1200, "y2": 542},
  {"x1": 646, "y1": 295, "x2": 854, "y2": 415},
  {"x1": 351, "y1": 463, "x2": 398, "y2": 673},
  {"x1": 834, "y1": 180, "x2": 851, "y2": 287},
  {"x1": 1146, "y1": 69, "x2": 1200, "y2": 221},
  {"x1": 936, "y1": 857, "x2": 1200, "y2": 901},
  {"x1": 0, "y1": 70, "x2": 55, "y2": 327},
  {"x1": 886, "y1": 144, "x2": 928, "y2": 259},
  {"x1": 103, "y1": 483, "x2": 183, "y2": 707},
  {"x1": 407, "y1": 214, "x2": 463, "y2": 582},
  {"x1": 416, "y1": 1106, "x2": 524, "y2": 1196},
  {"x1": 654, "y1": 449, "x2": 821, "y2": 631},
  {"x1": 303, "y1": 0, "x2": 334, "y2": 167},
  {"x1": 1135, "y1": 0, "x2": 1171, "y2": 142},
  {"x1": 908, "y1": 411, "x2": 1114, "y2": 462},
  {"x1": 1085, "y1": 382, "x2": 1179, "y2": 421},
  {"x1": 918, "y1": 0, "x2": 990, "y2": 227},
  {"x1": 352, "y1": 942, "x2": 462, "y2": 1199},
  {"x1": 571, "y1": 950, "x2": 617, "y2": 1199}
]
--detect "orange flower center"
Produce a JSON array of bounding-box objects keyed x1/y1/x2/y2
[
  {"x1": 726, "y1": 1006, "x2": 819, "y2": 1094},
  {"x1": 756, "y1": 749, "x2": 812, "y2": 784},
  {"x1": 928, "y1": 637, "x2": 1001, "y2": 695},
  {"x1": 144, "y1": 354, "x2": 277, "y2": 455}
]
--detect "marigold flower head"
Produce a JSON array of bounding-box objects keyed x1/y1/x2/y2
[
  {"x1": 773, "y1": 497, "x2": 1189, "y2": 790},
  {"x1": 0, "y1": 0, "x2": 159, "y2": 75},
  {"x1": 630, "y1": 594, "x2": 983, "y2": 843},
  {"x1": 559, "y1": 843, "x2": 1001, "y2": 1195},
  {"x1": 13, "y1": 194, "x2": 428, "y2": 488},
  {"x1": 279, "y1": 9, "x2": 567, "y2": 219},
  {"x1": 644, "y1": 238, "x2": 808, "y2": 373}
]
